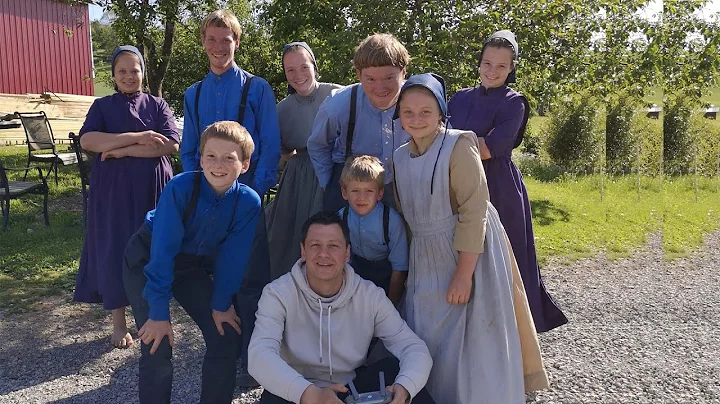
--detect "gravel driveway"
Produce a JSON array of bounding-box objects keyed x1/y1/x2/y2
[{"x1": 1, "y1": 232, "x2": 718, "y2": 403}]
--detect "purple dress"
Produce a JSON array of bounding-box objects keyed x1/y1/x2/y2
[
  {"x1": 73, "y1": 92, "x2": 179, "y2": 310},
  {"x1": 448, "y1": 85, "x2": 567, "y2": 333}
]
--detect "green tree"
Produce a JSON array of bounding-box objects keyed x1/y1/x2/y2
[
  {"x1": 98, "y1": 0, "x2": 219, "y2": 97},
  {"x1": 662, "y1": 0, "x2": 720, "y2": 174},
  {"x1": 160, "y1": 0, "x2": 281, "y2": 112}
]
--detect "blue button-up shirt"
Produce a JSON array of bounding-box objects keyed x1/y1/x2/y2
[
  {"x1": 307, "y1": 84, "x2": 410, "y2": 187},
  {"x1": 338, "y1": 202, "x2": 408, "y2": 271},
  {"x1": 181, "y1": 64, "x2": 280, "y2": 196},
  {"x1": 142, "y1": 172, "x2": 261, "y2": 321}
]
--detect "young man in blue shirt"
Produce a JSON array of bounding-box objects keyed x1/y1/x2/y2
[
  {"x1": 180, "y1": 9, "x2": 280, "y2": 386},
  {"x1": 337, "y1": 155, "x2": 408, "y2": 306},
  {"x1": 123, "y1": 121, "x2": 261, "y2": 403},
  {"x1": 307, "y1": 33, "x2": 411, "y2": 213}
]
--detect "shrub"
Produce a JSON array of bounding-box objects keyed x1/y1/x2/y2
[
  {"x1": 545, "y1": 92, "x2": 604, "y2": 173},
  {"x1": 635, "y1": 115, "x2": 663, "y2": 176},
  {"x1": 663, "y1": 94, "x2": 695, "y2": 175},
  {"x1": 692, "y1": 115, "x2": 720, "y2": 177},
  {"x1": 605, "y1": 91, "x2": 642, "y2": 174}
]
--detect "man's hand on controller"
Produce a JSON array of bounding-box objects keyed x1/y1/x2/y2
[
  {"x1": 387, "y1": 383, "x2": 409, "y2": 404},
  {"x1": 300, "y1": 384, "x2": 347, "y2": 404}
]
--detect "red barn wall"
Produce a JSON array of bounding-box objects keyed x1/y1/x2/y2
[{"x1": 0, "y1": 0, "x2": 94, "y2": 96}]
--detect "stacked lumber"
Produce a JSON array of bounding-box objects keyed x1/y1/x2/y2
[{"x1": 0, "y1": 92, "x2": 95, "y2": 145}]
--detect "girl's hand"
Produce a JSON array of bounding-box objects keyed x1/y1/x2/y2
[
  {"x1": 446, "y1": 270, "x2": 473, "y2": 305},
  {"x1": 101, "y1": 148, "x2": 127, "y2": 161},
  {"x1": 136, "y1": 130, "x2": 169, "y2": 148}
]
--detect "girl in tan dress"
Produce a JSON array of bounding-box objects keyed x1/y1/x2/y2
[{"x1": 393, "y1": 73, "x2": 548, "y2": 403}]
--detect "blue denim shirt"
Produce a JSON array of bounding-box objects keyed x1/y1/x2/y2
[{"x1": 338, "y1": 202, "x2": 408, "y2": 271}]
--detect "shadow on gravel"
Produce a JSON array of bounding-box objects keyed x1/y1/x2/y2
[
  {"x1": 531, "y1": 199, "x2": 570, "y2": 226},
  {"x1": 0, "y1": 337, "x2": 112, "y2": 395},
  {"x1": 46, "y1": 363, "x2": 137, "y2": 404}
]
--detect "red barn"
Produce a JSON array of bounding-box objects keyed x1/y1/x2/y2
[{"x1": 0, "y1": 0, "x2": 94, "y2": 96}]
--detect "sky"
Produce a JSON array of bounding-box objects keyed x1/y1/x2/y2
[{"x1": 89, "y1": 4, "x2": 103, "y2": 21}]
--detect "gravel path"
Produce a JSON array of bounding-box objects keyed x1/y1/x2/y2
[{"x1": 1, "y1": 232, "x2": 718, "y2": 403}]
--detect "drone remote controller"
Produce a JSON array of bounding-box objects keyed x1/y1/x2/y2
[{"x1": 344, "y1": 371, "x2": 393, "y2": 404}]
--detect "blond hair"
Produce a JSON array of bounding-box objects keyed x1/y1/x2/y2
[
  {"x1": 352, "y1": 34, "x2": 410, "y2": 71},
  {"x1": 201, "y1": 10, "x2": 242, "y2": 40},
  {"x1": 200, "y1": 121, "x2": 254, "y2": 161},
  {"x1": 340, "y1": 155, "x2": 385, "y2": 190}
]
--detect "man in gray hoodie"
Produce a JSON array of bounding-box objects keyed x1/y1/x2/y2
[{"x1": 249, "y1": 212, "x2": 435, "y2": 404}]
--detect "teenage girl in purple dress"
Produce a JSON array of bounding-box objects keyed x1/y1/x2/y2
[
  {"x1": 73, "y1": 46, "x2": 179, "y2": 347},
  {"x1": 447, "y1": 31, "x2": 567, "y2": 332}
]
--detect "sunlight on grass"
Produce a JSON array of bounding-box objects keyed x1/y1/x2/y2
[
  {"x1": 526, "y1": 173, "x2": 720, "y2": 264},
  {"x1": 663, "y1": 176, "x2": 720, "y2": 259},
  {"x1": 2, "y1": 142, "x2": 720, "y2": 311},
  {"x1": 1, "y1": 146, "x2": 85, "y2": 311}
]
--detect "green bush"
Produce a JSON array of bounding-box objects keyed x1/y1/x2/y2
[
  {"x1": 663, "y1": 94, "x2": 695, "y2": 175},
  {"x1": 545, "y1": 93, "x2": 604, "y2": 173},
  {"x1": 605, "y1": 92, "x2": 641, "y2": 174},
  {"x1": 692, "y1": 116, "x2": 720, "y2": 178},
  {"x1": 635, "y1": 116, "x2": 663, "y2": 176},
  {"x1": 521, "y1": 118, "x2": 543, "y2": 156}
]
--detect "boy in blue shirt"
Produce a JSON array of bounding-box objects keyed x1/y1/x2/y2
[
  {"x1": 308, "y1": 34, "x2": 411, "y2": 213},
  {"x1": 123, "y1": 121, "x2": 261, "y2": 404},
  {"x1": 338, "y1": 155, "x2": 408, "y2": 305},
  {"x1": 180, "y1": 9, "x2": 280, "y2": 386}
]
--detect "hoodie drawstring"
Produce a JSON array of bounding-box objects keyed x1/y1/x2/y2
[
  {"x1": 328, "y1": 305, "x2": 333, "y2": 380},
  {"x1": 317, "y1": 299, "x2": 334, "y2": 381},
  {"x1": 318, "y1": 299, "x2": 323, "y2": 364}
]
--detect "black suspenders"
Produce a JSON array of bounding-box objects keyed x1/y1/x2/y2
[
  {"x1": 182, "y1": 171, "x2": 202, "y2": 225},
  {"x1": 181, "y1": 171, "x2": 240, "y2": 237},
  {"x1": 194, "y1": 74, "x2": 255, "y2": 139},
  {"x1": 342, "y1": 204, "x2": 390, "y2": 245},
  {"x1": 345, "y1": 85, "x2": 359, "y2": 159}
]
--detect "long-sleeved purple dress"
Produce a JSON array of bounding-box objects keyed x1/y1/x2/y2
[
  {"x1": 73, "y1": 92, "x2": 179, "y2": 310},
  {"x1": 448, "y1": 85, "x2": 567, "y2": 333}
]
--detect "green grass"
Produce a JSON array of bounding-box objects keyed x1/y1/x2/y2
[
  {"x1": 0, "y1": 146, "x2": 85, "y2": 312},
  {"x1": 92, "y1": 59, "x2": 114, "y2": 97},
  {"x1": 663, "y1": 176, "x2": 720, "y2": 259},
  {"x1": 704, "y1": 87, "x2": 720, "y2": 106},
  {"x1": 525, "y1": 175, "x2": 663, "y2": 265},
  {"x1": 644, "y1": 86, "x2": 663, "y2": 106},
  {"x1": 2, "y1": 143, "x2": 720, "y2": 312},
  {"x1": 523, "y1": 170, "x2": 720, "y2": 264}
]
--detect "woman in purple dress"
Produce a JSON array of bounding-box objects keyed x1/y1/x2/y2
[
  {"x1": 73, "y1": 46, "x2": 179, "y2": 347},
  {"x1": 447, "y1": 31, "x2": 567, "y2": 333}
]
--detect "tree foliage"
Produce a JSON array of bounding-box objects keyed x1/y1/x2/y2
[{"x1": 94, "y1": 0, "x2": 718, "y2": 173}]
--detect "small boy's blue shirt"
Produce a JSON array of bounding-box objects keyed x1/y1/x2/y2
[
  {"x1": 338, "y1": 202, "x2": 408, "y2": 271},
  {"x1": 143, "y1": 172, "x2": 261, "y2": 321}
]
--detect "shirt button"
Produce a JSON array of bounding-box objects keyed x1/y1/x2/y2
[{"x1": 217, "y1": 92, "x2": 221, "y2": 96}]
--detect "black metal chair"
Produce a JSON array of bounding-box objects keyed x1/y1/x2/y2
[
  {"x1": 263, "y1": 185, "x2": 278, "y2": 207},
  {"x1": 0, "y1": 158, "x2": 49, "y2": 230},
  {"x1": 15, "y1": 111, "x2": 77, "y2": 185},
  {"x1": 69, "y1": 132, "x2": 95, "y2": 227}
]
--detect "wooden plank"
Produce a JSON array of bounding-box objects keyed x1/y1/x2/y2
[
  {"x1": 0, "y1": 92, "x2": 95, "y2": 119},
  {"x1": 0, "y1": 118, "x2": 84, "y2": 144}
]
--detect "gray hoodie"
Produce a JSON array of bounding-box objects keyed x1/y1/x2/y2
[{"x1": 248, "y1": 259, "x2": 433, "y2": 403}]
